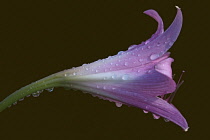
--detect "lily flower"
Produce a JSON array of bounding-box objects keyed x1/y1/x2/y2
[{"x1": 0, "y1": 7, "x2": 188, "y2": 131}]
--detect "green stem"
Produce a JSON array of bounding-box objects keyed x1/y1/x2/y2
[{"x1": 0, "y1": 72, "x2": 65, "y2": 112}]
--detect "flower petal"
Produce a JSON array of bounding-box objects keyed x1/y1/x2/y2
[
  {"x1": 143, "y1": 9, "x2": 164, "y2": 42},
  {"x1": 63, "y1": 54, "x2": 176, "y2": 96},
  {"x1": 66, "y1": 7, "x2": 182, "y2": 77},
  {"x1": 62, "y1": 80, "x2": 188, "y2": 130}
]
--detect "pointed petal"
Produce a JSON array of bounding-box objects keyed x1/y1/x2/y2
[
  {"x1": 144, "y1": 7, "x2": 183, "y2": 59},
  {"x1": 62, "y1": 81, "x2": 188, "y2": 130},
  {"x1": 143, "y1": 9, "x2": 164, "y2": 41},
  {"x1": 66, "y1": 8, "x2": 182, "y2": 77}
]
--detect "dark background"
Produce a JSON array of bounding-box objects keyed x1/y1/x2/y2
[{"x1": 0, "y1": 0, "x2": 208, "y2": 139}]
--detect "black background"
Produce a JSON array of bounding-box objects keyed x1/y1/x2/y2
[{"x1": 0, "y1": 0, "x2": 208, "y2": 139}]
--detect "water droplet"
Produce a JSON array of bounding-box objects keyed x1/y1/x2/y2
[
  {"x1": 103, "y1": 86, "x2": 106, "y2": 90},
  {"x1": 115, "y1": 63, "x2": 119, "y2": 66},
  {"x1": 32, "y1": 93, "x2": 40, "y2": 97},
  {"x1": 117, "y1": 51, "x2": 124, "y2": 55},
  {"x1": 46, "y1": 87, "x2": 54, "y2": 92},
  {"x1": 103, "y1": 77, "x2": 108, "y2": 80},
  {"x1": 143, "y1": 110, "x2": 148, "y2": 113},
  {"x1": 124, "y1": 62, "x2": 129, "y2": 66},
  {"x1": 13, "y1": 102, "x2": 17, "y2": 105},
  {"x1": 128, "y1": 45, "x2": 137, "y2": 50},
  {"x1": 96, "y1": 85, "x2": 100, "y2": 89},
  {"x1": 145, "y1": 40, "x2": 150, "y2": 44},
  {"x1": 138, "y1": 58, "x2": 143, "y2": 62},
  {"x1": 85, "y1": 67, "x2": 89, "y2": 71},
  {"x1": 115, "y1": 102, "x2": 122, "y2": 107},
  {"x1": 150, "y1": 54, "x2": 159, "y2": 60},
  {"x1": 147, "y1": 45, "x2": 151, "y2": 49},
  {"x1": 73, "y1": 72, "x2": 77, "y2": 76},
  {"x1": 147, "y1": 70, "x2": 152, "y2": 74},
  {"x1": 37, "y1": 90, "x2": 43, "y2": 94},
  {"x1": 164, "y1": 118, "x2": 170, "y2": 122},
  {"x1": 26, "y1": 94, "x2": 31, "y2": 97},
  {"x1": 145, "y1": 105, "x2": 149, "y2": 109},
  {"x1": 111, "y1": 75, "x2": 117, "y2": 79},
  {"x1": 169, "y1": 42, "x2": 173, "y2": 46},
  {"x1": 122, "y1": 74, "x2": 129, "y2": 80},
  {"x1": 157, "y1": 42, "x2": 161, "y2": 46},
  {"x1": 19, "y1": 98, "x2": 24, "y2": 101},
  {"x1": 112, "y1": 87, "x2": 116, "y2": 90},
  {"x1": 153, "y1": 114, "x2": 160, "y2": 119},
  {"x1": 95, "y1": 70, "x2": 99, "y2": 73}
]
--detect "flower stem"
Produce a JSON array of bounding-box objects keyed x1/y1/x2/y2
[{"x1": 0, "y1": 73, "x2": 64, "y2": 112}]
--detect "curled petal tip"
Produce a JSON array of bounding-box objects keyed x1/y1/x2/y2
[
  {"x1": 175, "y1": 6, "x2": 181, "y2": 9},
  {"x1": 184, "y1": 127, "x2": 189, "y2": 132}
]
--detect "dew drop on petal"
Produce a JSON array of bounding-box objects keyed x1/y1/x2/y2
[
  {"x1": 143, "y1": 110, "x2": 149, "y2": 113},
  {"x1": 153, "y1": 114, "x2": 160, "y2": 119},
  {"x1": 164, "y1": 118, "x2": 170, "y2": 122},
  {"x1": 150, "y1": 54, "x2": 159, "y2": 60},
  {"x1": 169, "y1": 42, "x2": 173, "y2": 46},
  {"x1": 73, "y1": 72, "x2": 77, "y2": 76},
  {"x1": 128, "y1": 45, "x2": 137, "y2": 50},
  {"x1": 147, "y1": 70, "x2": 152, "y2": 74},
  {"x1": 138, "y1": 59, "x2": 143, "y2": 62},
  {"x1": 124, "y1": 62, "x2": 129, "y2": 66},
  {"x1": 115, "y1": 102, "x2": 122, "y2": 107},
  {"x1": 145, "y1": 40, "x2": 150, "y2": 44},
  {"x1": 111, "y1": 75, "x2": 117, "y2": 79},
  {"x1": 122, "y1": 74, "x2": 129, "y2": 80}
]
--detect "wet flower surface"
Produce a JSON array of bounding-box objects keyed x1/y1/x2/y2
[{"x1": 0, "y1": 7, "x2": 188, "y2": 131}]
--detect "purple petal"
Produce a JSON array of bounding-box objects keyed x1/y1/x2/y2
[
  {"x1": 63, "y1": 79, "x2": 188, "y2": 130},
  {"x1": 143, "y1": 9, "x2": 164, "y2": 42},
  {"x1": 66, "y1": 7, "x2": 182, "y2": 76}
]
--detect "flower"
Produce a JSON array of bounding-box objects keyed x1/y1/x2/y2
[{"x1": 0, "y1": 7, "x2": 188, "y2": 131}]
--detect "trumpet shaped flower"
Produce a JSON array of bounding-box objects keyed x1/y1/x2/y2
[{"x1": 0, "y1": 7, "x2": 188, "y2": 131}]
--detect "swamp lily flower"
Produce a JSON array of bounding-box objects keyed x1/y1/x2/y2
[{"x1": 0, "y1": 7, "x2": 188, "y2": 131}]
